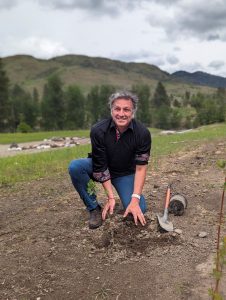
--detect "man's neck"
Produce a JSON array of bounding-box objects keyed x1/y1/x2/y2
[{"x1": 117, "y1": 125, "x2": 129, "y2": 133}]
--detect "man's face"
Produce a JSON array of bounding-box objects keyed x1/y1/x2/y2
[{"x1": 111, "y1": 98, "x2": 134, "y2": 131}]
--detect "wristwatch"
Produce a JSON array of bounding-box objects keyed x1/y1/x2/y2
[{"x1": 131, "y1": 193, "x2": 141, "y2": 200}]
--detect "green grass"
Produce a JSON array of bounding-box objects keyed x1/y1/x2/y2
[
  {"x1": 0, "y1": 144, "x2": 91, "y2": 186},
  {"x1": 152, "y1": 123, "x2": 226, "y2": 157},
  {"x1": 0, "y1": 123, "x2": 225, "y2": 187},
  {"x1": 0, "y1": 130, "x2": 90, "y2": 144}
]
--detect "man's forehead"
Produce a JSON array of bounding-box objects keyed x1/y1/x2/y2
[{"x1": 113, "y1": 98, "x2": 133, "y2": 106}]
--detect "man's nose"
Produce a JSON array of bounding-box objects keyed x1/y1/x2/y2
[{"x1": 118, "y1": 109, "x2": 125, "y2": 116}]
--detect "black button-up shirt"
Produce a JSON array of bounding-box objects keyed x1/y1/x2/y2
[{"x1": 90, "y1": 118, "x2": 151, "y2": 183}]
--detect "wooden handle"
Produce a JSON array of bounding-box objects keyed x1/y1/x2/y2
[{"x1": 165, "y1": 185, "x2": 171, "y2": 209}]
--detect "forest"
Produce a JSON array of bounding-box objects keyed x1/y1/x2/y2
[{"x1": 0, "y1": 58, "x2": 226, "y2": 133}]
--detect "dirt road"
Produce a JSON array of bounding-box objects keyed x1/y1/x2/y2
[{"x1": 0, "y1": 139, "x2": 226, "y2": 299}]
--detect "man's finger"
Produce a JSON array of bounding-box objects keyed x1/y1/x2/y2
[
  {"x1": 123, "y1": 208, "x2": 129, "y2": 218},
  {"x1": 138, "y1": 213, "x2": 146, "y2": 226},
  {"x1": 109, "y1": 205, "x2": 114, "y2": 215},
  {"x1": 102, "y1": 206, "x2": 109, "y2": 220},
  {"x1": 133, "y1": 214, "x2": 138, "y2": 226}
]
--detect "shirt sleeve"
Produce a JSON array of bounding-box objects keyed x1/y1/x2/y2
[
  {"x1": 90, "y1": 127, "x2": 111, "y2": 183},
  {"x1": 135, "y1": 128, "x2": 151, "y2": 165}
]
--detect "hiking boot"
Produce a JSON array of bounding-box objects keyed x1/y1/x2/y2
[{"x1": 89, "y1": 206, "x2": 102, "y2": 229}]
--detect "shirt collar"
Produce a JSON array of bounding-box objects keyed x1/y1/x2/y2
[{"x1": 110, "y1": 118, "x2": 134, "y2": 131}]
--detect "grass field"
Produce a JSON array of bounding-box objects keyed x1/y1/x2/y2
[{"x1": 0, "y1": 123, "x2": 225, "y2": 187}]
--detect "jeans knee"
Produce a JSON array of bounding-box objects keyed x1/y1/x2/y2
[{"x1": 68, "y1": 160, "x2": 81, "y2": 178}]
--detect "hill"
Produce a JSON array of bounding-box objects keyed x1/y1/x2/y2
[
  {"x1": 171, "y1": 70, "x2": 226, "y2": 88},
  {"x1": 2, "y1": 54, "x2": 216, "y2": 96}
]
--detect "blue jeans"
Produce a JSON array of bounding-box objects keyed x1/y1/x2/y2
[{"x1": 68, "y1": 158, "x2": 147, "y2": 212}]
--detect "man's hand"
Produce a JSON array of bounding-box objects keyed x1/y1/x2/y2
[
  {"x1": 123, "y1": 198, "x2": 146, "y2": 226},
  {"x1": 102, "y1": 198, "x2": 115, "y2": 220}
]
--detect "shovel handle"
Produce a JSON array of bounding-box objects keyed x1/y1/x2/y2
[{"x1": 165, "y1": 184, "x2": 171, "y2": 209}]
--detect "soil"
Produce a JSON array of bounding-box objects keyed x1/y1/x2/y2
[{"x1": 0, "y1": 138, "x2": 226, "y2": 300}]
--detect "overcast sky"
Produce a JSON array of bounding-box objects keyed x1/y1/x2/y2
[{"x1": 1, "y1": 0, "x2": 226, "y2": 77}]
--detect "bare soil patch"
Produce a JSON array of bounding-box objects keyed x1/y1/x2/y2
[{"x1": 0, "y1": 139, "x2": 226, "y2": 300}]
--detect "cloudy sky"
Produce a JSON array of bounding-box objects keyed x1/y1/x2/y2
[{"x1": 1, "y1": 0, "x2": 226, "y2": 76}]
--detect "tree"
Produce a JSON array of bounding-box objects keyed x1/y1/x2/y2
[
  {"x1": 132, "y1": 84, "x2": 151, "y2": 126},
  {"x1": 0, "y1": 58, "x2": 10, "y2": 132},
  {"x1": 87, "y1": 85, "x2": 115, "y2": 125},
  {"x1": 152, "y1": 82, "x2": 170, "y2": 108},
  {"x1": 10, "y1": 84, "x2": 36, "y2": 131},
  {"x1": 152, "y1": 105, "x2": 172, "y2": 129},
  {"x1": 32, "y1": 87, "x2": 40, "y2": 128},
  {"x1": 41, "y1": 74, "x2": 65, "y2": 130},
  {"x1": 99, "y1": 84, "x2": 115, "y2": 119},
  {"x1": 65, "y1": 85, "x2": 85, "y2": 129},
  {"x1": 87, "y1": 86, "x2": 100, "y2": 125}
]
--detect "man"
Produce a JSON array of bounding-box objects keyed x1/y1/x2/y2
[{"x1": 68, "y1": 91, "x2": 151, "y2": 229}]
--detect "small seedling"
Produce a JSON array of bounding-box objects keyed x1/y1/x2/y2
[{"x1": 87, "y1": 179, "x2": 96, "y2": 196}]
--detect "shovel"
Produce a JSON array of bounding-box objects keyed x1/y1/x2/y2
[{"x1": 156, "y1": 184, "x2": 174, "y2": 232}]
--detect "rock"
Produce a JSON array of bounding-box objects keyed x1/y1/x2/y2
[
  {"x1": 215, "y1": 150, "x2": 222, "y2": 154},
  {"x1": 198, "y1": 231, "x2": 208, "y2": 238},
  {"x1": 174, "y1": 228, "x2": 183, "y2": 234},
  {"x1": 153, "y1": 184, "x2": 159, "y2": 189},
  {"x1": 9, "y1": 142, "x2": 19, "y2": 148},
  {"x1": 160, "y1": 130, "x2": 176, "y2": 135}
]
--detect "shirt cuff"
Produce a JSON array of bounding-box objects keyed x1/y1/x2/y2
[
  {"x1": 135, "y1": 152, "x2": 150, "y2": 164},
  {"x1": 93, "y1": 168, "x2": 111, "y2": 183}
]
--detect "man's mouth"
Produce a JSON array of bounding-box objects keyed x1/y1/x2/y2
[{"x1": 116, "y1": 117, "x2": 127, "y2": 121}]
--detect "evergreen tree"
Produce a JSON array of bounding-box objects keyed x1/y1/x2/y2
[
  {"x1": 132, "y1": 84, "x2": 151, "y2": 126},
  {"x1": 32, "y1": 87, "x2": 40, "y2": 127},
  {"x1": 153, "y1": 105, "x2": 172, "y2": 129},
  {"x1": 152, "y1": 82, "x2": 170, "y2": 107},
  {"x1": 87, "y1": 86, "x2": 100, "y2": 125},
  {"x1": 0, "y1": 58, "x2": 10, "y2": 132},
  {"x1": 65, "y1": 85, "x2": 85, "y2": 129},
  {"x1": 10, "y1": 84, "x2": 36, "y2": 131},
  {"x1": 41, "y1": 74, "x2": 65, "y2": 130},
  {"x1": 99, "y1": 85, "x2": 115, "y2": 119}
]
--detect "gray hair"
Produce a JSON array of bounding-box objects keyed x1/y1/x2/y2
[{"x1": 108, "y1": 91, "x2": 139, "y2": 112}]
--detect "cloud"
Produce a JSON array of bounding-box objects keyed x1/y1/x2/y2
[
  {"x1": 147, "y1": 0, "x2": 226, "y2": 41},
  {"x1": 166, "y1": 55, "x2": 179, "y2": 65},
  {"x1": 208, "y1": 60, "x2": 225, "y2": 70},
  {"x1": 36, "y1": 0, "x2": 144, "y2": 16},
  {"x1": 0, "y1": 0, "x2": 18, "y2": 10},
  {"x1": 207, "y1": 34, "x2": 221, "y2": 41},
  {"x1": 111, "y1": 50, "x2": 165, "y2": 66},
  {"x1": 1, "y1": 36, "x2": 69, "y2": 58}
]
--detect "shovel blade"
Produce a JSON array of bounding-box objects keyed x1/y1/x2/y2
[{"x1": 156, "y1": 213, "x2": 174, "y2": 232}]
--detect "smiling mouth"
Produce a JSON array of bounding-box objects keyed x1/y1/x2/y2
[{"x1": 116, "y1": 117, "x2": 128, "y2": 120}]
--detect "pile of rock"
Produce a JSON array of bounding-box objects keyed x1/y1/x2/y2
[{"x1": 8, "y1": 137, "x2": 86, "y2": 152}]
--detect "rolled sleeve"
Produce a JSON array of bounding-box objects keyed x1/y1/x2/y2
[
  {"x1": 90, "y1": 127, "x2": 111, "y2": 182},
  {"x1": 135, "y1": 129, "x2": 151, "y2": 165}
]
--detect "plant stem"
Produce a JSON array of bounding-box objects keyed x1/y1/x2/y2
[{"x1": 214, "y1": 177, "x2": 226, "y2": 296}]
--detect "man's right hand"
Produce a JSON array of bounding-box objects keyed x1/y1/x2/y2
[{"x1": 102, "y1": 198, "x2": 115, "y2": 220}]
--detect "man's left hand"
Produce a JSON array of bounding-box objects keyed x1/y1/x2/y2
[{"x1": 123, "y1": 198, "x2": 146, "y2": 226}]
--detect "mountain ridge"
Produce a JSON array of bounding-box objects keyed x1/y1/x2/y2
[
  {"x1": 171, "y1": 70, "x2": 226, "y2": 88},
  {"x1": 1, "y1": 54, "x2": 223, "y2": 95}
]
